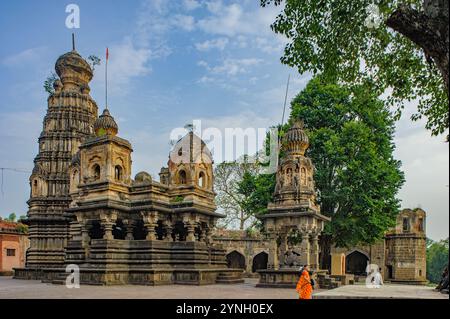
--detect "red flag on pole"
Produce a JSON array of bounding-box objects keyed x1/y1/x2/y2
[{"x1": 106, "y1": 47, "x2": 109, "y2": 60}]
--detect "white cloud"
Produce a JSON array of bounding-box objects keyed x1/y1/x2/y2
[
  {"x1": 183, "y1": 0, "x2": 201, "y2": 11},
  {"x1": 92, "y1": 38, "x2": 151, "y2": 96},
  {"x1": 172, "y1": 14, "x2": 196, "y2": 31},
  {"x1": 2, "y1": 47, "x2": 48, "y2": 67},
  {"x1": 198, "y1": 1, "x2": 282, "y2": 37},
  {"x1": 198, "y1": 58, "x2": 263, "y2": 76},
  {"x1": 195, "y1": 37, "x2": 229, "y2": 51}
]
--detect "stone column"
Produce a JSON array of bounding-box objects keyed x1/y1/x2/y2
[
  {"x1": 278, "y1": 231, "x2": 288, "y2": 267},
  {"x1": 80, "y1": 222, "x2": 91, "y2": 247},
  {"x1": 299, "y1": 231, "x2": 311, "y2": 266},
  {"x1": 267, "y1": 232, "x2": 279, "y2": 270},
  {"x1": 186, "y1": 222, "x2": 196, "y2": 242},
  {"x1": 141, "y1": 211, "x2": 158, "y2": 241},
  {"x1": 310, "y1": 231, "x2": 320, "y2": 270},
  {"x1": 123, "y1": 219, "x2": 135, "y2": 240},
  {"x1": 163, "y1": 221, "x2": 173, "y2": 242},
  {"x1": 204, "y1": 225, "x2": 212, "y2": 244},
  {"x1": 100, "y1": 211, "x2": 118, "y2": 240}
]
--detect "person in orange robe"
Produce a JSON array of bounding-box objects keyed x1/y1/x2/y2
[{"x1": 296, "y1": 264, "x2": 313, "y2": 299}]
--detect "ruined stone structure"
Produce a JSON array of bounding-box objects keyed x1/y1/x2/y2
[
  {"x1": 216, "y1": 209, "x2": 427, "y2": 286},
  {"x1": 213, "y1": 229, "x2": 270, "y2": 277},
  {"x1": 256, "y1": 120, "x2": 330, "y2": 287},
  {"x1": 331, "y1": 208, "x2": 427, "y2": 284},
  {"x1": 14, "y1": 45, "x2": 242, "y2": 285}
]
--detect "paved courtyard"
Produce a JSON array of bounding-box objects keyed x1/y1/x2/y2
[
  {"x1": 314, "y1": 283, "x2": 449, "y2": 299},
  {"x1": 0, "y1": 277, "x2": 447, "y2": 299},
  {"x1": 0, "y1": 277, "x2": 300, "y2": 299}
]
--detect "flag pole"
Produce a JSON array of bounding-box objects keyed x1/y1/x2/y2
[
  {"x1": 281, "y1": 73, "x2": 290, "y2": 126},
  {"x1": 105, "y1": 47, "x2": 108, "y2": 109}
]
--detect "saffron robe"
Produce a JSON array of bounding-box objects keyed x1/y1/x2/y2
[{"x1": 296, "y1": 270, "x2": 313, "y2": 299}]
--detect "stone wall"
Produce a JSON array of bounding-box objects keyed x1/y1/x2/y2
[{"x1": 213, "y1": 230, "x2": 270, "y2": 277}]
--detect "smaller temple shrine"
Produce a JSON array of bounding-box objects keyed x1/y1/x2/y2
[{"x1": 257, "y1": 120, "x2": 330, "y2": 288}]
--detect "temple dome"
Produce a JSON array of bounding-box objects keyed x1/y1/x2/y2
[
  {"x1": 283, "y1": 119, "x2": 309, "y2": 155},
  {"x1": 94, "y1": 109, "x2": 118, "y2": 136},
  {"x1": 55, "y1": 50, "x2": 93, "y2": 88},
  {"x1": 169, "y1": 131, "x2": 213, "y2": 165},
  {"x1": 134, "y1": 171, "x2": 152, "y2": 183}
]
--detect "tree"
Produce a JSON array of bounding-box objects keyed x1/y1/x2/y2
[
  {"x1": 261, "y1": 0, "x2": 448, "y2": 137},
  {"x1": 6, "y1": 213, "x2": 16, "y2": 222},
  {"x1": 43, "y1": 72, "x2": 58, "y2": 95},
  {"x1": 214, "y1": 156, "x2": 274, "y2": 229},
  {"x1": 288, "y1": 77, "x2": 405, "y2": 268},
  {"x1": 87, "y1": 55, "x2": 101, "y2": 71},
  {"x1": 427, "y1": 238, "x2": 449, "y2": 283}
]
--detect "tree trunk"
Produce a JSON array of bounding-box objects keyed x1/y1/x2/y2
[
  {"x1": 386, "y1": 0, "x2": 449, "y2": 98},
  {"x1": 319, "y1": 234, "x2": 332, "y2": 271}
]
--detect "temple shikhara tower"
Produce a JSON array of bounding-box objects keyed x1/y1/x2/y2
[
  {"x1": 26, "y1": 47, "x2": 98, "y2": 268},
  {"x1": 257, "y1": 120, "x2": 330, "y2": 287},
  {"x1": 15, "y1": 40, "x2": 242, "y2": 285}
]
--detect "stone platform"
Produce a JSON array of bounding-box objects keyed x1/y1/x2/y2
[
  {"x1": 313, "y1": 283, "x2": 449, "y2": 299},
  {"x1": 15, "y1": 239, "x2": 243, "y2": 285},
  {"x1": 256, "y1": 269, "x2": 301, "y2": 288}
]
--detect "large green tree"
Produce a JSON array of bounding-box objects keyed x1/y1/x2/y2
[
  {"x1": 426, "y1": 238, "x2": 449, "y2": 283},
  {"x1": 289, "y1": 77, "x2": 405, "y2": 268},
  {"x1": 261, "y1": 0, "x2": 448, "y2": 137},
  {"x1": 214, "y1": 156, "x2": 275, "y2": 229}
]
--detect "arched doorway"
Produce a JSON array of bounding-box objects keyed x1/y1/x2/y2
[
  {"x1": 252, "y1": 252, "x2": 268, "y2": 272},
  {"x1": 346, "y1": 250, "x2": 369, "y2": 275},
  {"x1": 226, "y1": 251, "x2": 246, "y2": 270}
]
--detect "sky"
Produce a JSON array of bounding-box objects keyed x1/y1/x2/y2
[{"x1": 0, "y1": 0, "x2": 448, "y2": 241}]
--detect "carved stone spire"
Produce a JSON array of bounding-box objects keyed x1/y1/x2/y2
[{"x1": 26, "y1": 41, "x2": 98, "y2": 268}]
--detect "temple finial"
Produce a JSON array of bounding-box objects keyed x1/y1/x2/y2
[{"x1": 72, "y1": 33, "x2": 75, "y2": 51}]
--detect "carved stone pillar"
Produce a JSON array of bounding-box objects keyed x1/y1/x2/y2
[
  {"x1": 186, "y1": 222, "x2": 196, "y2": 242},
  {"x1": 299, "y1": 232, "x2": 311, "y2": 266},
  {"x1": 267, "y1": 232, "x2": 279, "y2": 270},
  {"x1": 141, "y1": 211, "x2": 158, "y2": 241},
  {"x1": 100, "y1": 211, "x2": 117, "y2": 240},
  {"x1": 278, "y1": 231, "x2": 289, "y2": 267},
  {"x1": 310, "y1": 229, "x2": 320, "y2": 270},
  {"x1": 123, "y1": 219, "x2": 135, "y2": 240},
  {"x1": 163, "y1": 221, "x2": 173, "y2": 242},
  {"x1": 204, "y1": 225, "x2": 212, "y2": 244}
]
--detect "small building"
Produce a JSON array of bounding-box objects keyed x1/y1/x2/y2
[
  {"x1": 331, "y1": 208, "x2": 427, "y2": 284},
  {"x1": 0, "y1": 220, "x2": 29, "y2": 275}
]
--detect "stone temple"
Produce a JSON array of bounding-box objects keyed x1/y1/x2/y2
[{"x1": 14, "y1": 45, "x2": 242, "y2": 285}]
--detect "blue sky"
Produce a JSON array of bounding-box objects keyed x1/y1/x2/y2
[{"x1": 0, "y1": 0, "x2": 448, "y2": 240}]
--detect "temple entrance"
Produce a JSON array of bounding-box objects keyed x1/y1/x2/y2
[
  {"x1": 226, "y1": 251, "x2": 246, "y2": 270},
  {"x1": 345, "y1": 251, "x2": 369, "y2": 275},
  {"x1": 252, "y1": 252, "x2": 268, "y2": 272}
]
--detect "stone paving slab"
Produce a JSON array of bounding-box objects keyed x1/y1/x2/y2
[
  {"x1": 0, "y1": 277, "x2": 300, "y2": 299},
  {"x1": 1, "y1": 277, "x2": 447, "y2": 299},
  {"x1": 313, "y1": 283, "x2": 449, "y2": 299}
]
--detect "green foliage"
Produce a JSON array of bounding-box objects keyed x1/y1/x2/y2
[
  {"x1": 88, "y1": 55, "x2": 101, "y2": 71},
  {"x1": 6, "y1": 213, "x2": 16, "y2": 222},
  {"x1": 260, "y1": 0, "x2": 448, "y2": 136},
  {"x1": 171, "y1": 196, "x2": 184, "y2": 203},
  {"x1": 43, "y1": 72, "x2": 58, "y2": 95},
  {"x1": 214, "y1": 156, "x2": 275, "y2": 230},
  {"x1": 426, "y1": 238, "x2": 449, "y2": 283},
  {"x1": 289, "y1": 77, "x2": 405, "y2": 247},
  {"x1": 15, "y1": 223, "x2": 28, "y2": 234}
]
